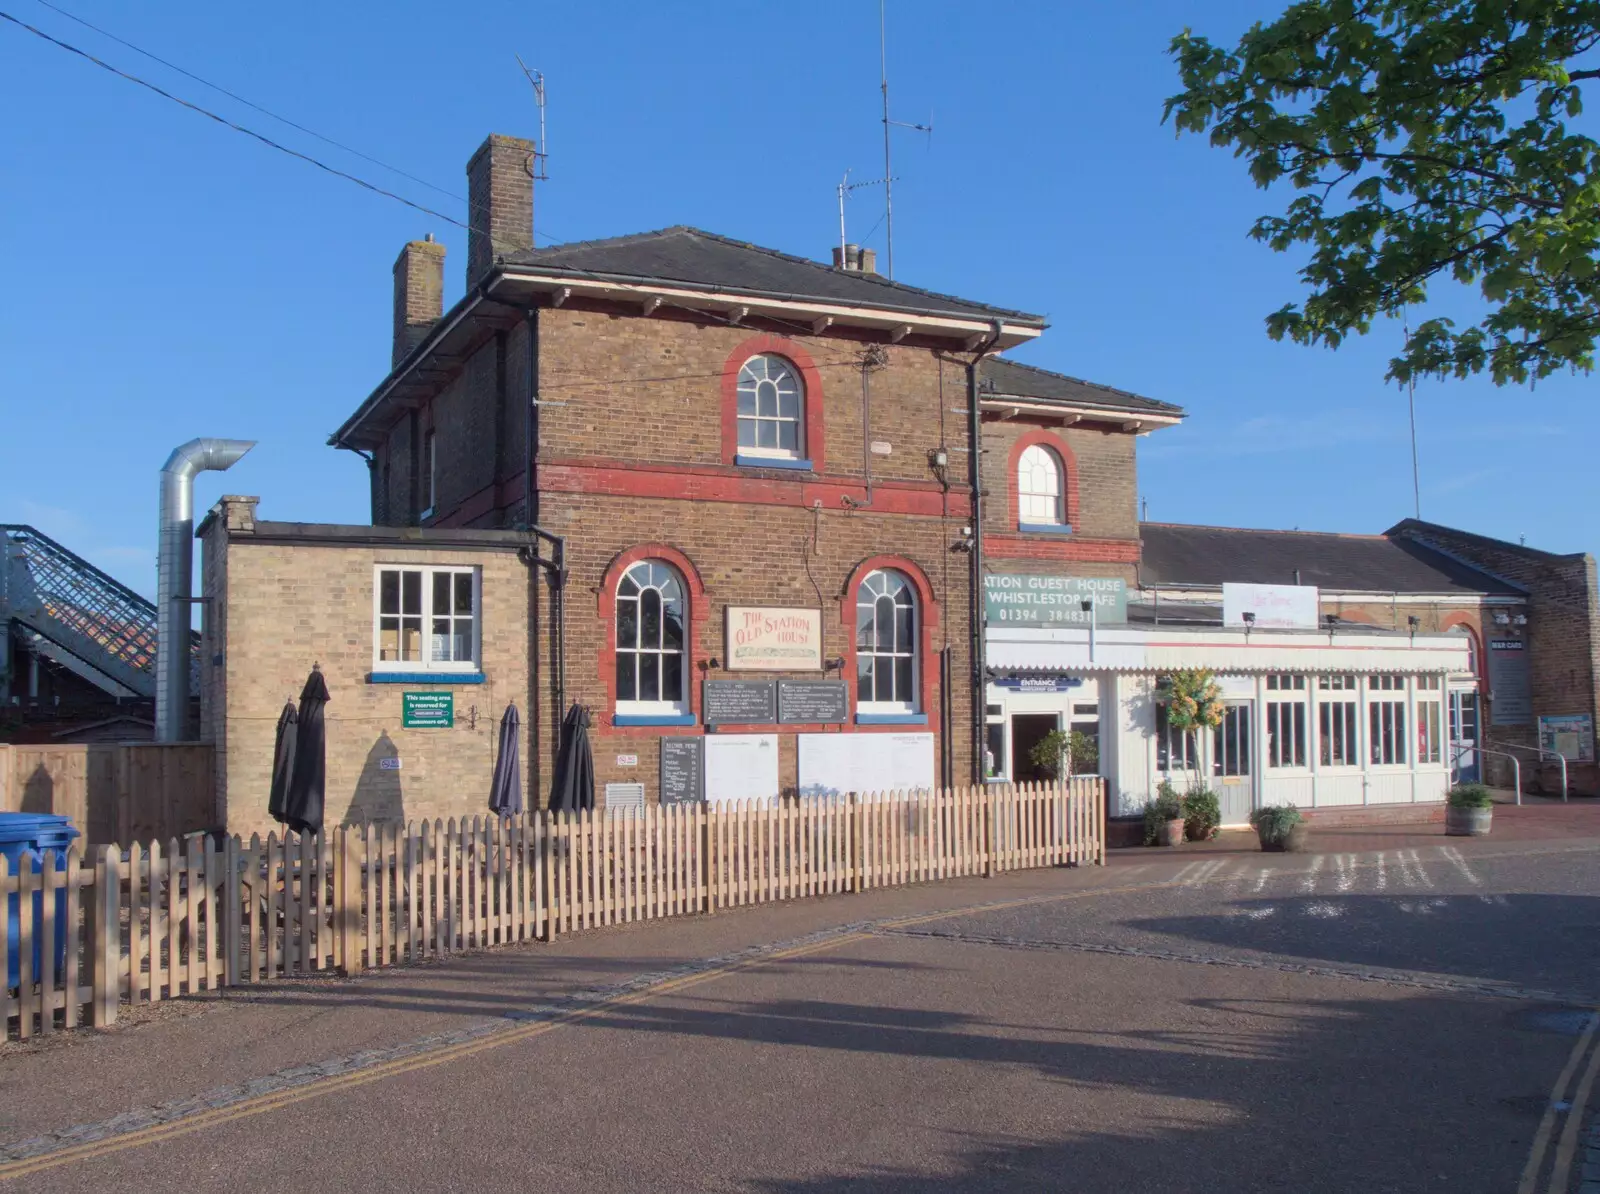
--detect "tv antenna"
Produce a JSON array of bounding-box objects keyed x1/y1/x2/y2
[
  {"x1": 879, "y1": 0, "x2": 932, "y2": 279},
  {"x1": 515, "y1": 56, "x2": 550, "y2": 182},
  {"x1": 837, "y1": 170, "x2": 897, "y2": 260}
]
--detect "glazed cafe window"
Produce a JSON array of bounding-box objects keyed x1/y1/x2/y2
[
  {"x1": 1155, "y1": 702, "x2": 1199, "y2": 772},
  {"x1": 374, "y1": 566, "x2": 479, "y2": 672},
  {"x1": 1369, "y1": 674, "x2": 1408, "y2": 765},
  {"x1": 1318, "y1": 674, "x2": 1360, "y2": 767},
  {"x1": 1415, "y1": 674, "x2": 1444, "y2": 765},
  {"x1": 1265, "y1": 674, "x2": 1307, "y2": 768}
]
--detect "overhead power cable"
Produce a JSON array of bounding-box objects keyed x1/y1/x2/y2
[
  {"x1": 0, "y1": 8, "x2": 467, "y2": 229},
  {"x1": 33, "y1": 0, "x2": 465, "y2": 203}
]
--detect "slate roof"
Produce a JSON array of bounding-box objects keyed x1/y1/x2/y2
[
  {"x1": 500, "y1": 226, "x2": 1046, "y2": 324},
  {"x1": 1139, "y1": 523, "x2": 1523, "y2": 595},
  {"x1": 978, "y1": 356, "x2": 1183, "y2": 416}
]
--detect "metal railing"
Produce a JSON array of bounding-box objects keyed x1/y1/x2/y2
[
  {"x1": 1486, "y1": 739, "x2": 1569, "y2": 803},
  {"x1": 1453, "y1": 743, "x2": 1521, "y2": 805}
]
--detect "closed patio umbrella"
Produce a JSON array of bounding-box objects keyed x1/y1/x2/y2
[
  {"x1": 283, "y1": 666, "x2": 330, "y2": 836},
  {"x1": 267, "y1": 700, "x2": 298, "y2": 825},
  {"x1": 489, "y1": 703, "x2": 522, "y2": 816},
  {"x1": 548, "y1": 703, "x2": 594, "y2": 812}
]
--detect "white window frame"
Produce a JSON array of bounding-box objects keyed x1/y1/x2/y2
[
  {"x1": 1264, "y1": 674, "x2": 1308, "y2": 770},
  {"x1": 614, "y1": 560, "x2": 689, "y2": 717},
  {"x1": 1212, "y1": 703, "x2": 1252, "y2": 778},
  {"x1": 1155, "y1": 701, "x2": 1200, "y2": 774},
  {"x1": 1017, "y1": 444, "x2": 1066, "y2": 527},
  {"x1": 735, "y1": 354, "x2": 805, "y2": 461},
  {"x1": 1368, "y1": 673, "x2": 1409, "y2": 767},
  {"x1": 1415, "y1": 674, "x2": 1444, "y2": 766},
  {"x1": 371, "y1": 565, "x2": 481, "y2": 674},
  {"x1": 1317, "y1": 674, "x2": 1361, "y2": 769},
  {"x1": 855, "y1": 568, "x2": 919, "y2": 715}
]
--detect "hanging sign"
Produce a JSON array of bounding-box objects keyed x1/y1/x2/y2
[
  {"x1": 984, "y1": 574, "x2": 1127, "y2": 627},
  {"x1": 402, "y1": 692, "x2": 453, "y2": 728},
  {"x1": 725, "y1": 607, "x2": 823, "y2": 671}
]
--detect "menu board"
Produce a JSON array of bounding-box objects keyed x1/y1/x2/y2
[
  {"x1": 796, "y1": 732, "x2": 935, "y2": 799},
  {"x1": 703, "y1": 680, "x2": 776, "y2": 724},
  {"x1": 659, "y1": 737, "x2": 704, "y2": 805},
  {"x1": 778, "y1": 681, "x2": 849, "y2": 724},
  {"x1": 1488, "y1": 639, "x2": 1533, "y2": 725}
]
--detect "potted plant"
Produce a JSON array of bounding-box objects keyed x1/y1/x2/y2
[
  {"x1": 1446, "y1": 782, "x2": 1494, "y2": 836},
  {"x1": 1249, "y1": 803, "x2": 1307, "y2": 852},
  {"x1": 1158, "y1": 668, "x2": 1227, "y2": 733},
  {"x1": 1028, "y1": 729, "x2": 1100, "y2": 780},
  {"x1": 1181, "y1": 787, "x2": 1221, "y2": 842},
  {"x1": 1143, "y1": 783, "x2": 1187, "y2": 847}
]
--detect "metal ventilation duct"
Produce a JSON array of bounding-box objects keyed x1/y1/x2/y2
[{"x1": 155, "y1": 437, "x2": 254, "y2": 742}]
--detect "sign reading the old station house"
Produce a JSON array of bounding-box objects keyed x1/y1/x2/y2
[{"x1": 725, "y1": 607, "x2": 823, "y2": 671}]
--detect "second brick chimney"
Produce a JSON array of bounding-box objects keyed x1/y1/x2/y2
[
  {"x1": 466, "y1": 133, "x2": 535, "y2": 287},
  {"x1": 392, "y1": 234, "x2": 446, "y2": 367}
]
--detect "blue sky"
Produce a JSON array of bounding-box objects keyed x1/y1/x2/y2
[{"x1": 1, "y1": 0, "x2": 1593, "y2": 601}]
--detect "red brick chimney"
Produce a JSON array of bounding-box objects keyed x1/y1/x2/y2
[
  {"x1": 392, "y1": 234, "x2": 445, "y2": 367},
  {"x1": 466, "y1": 134, "x2": 535, "y2": 287}
]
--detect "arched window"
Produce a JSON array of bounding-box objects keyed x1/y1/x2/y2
[
  {"x1": 1017, "y1": 444, "x2": 1066, "y2": 527},
  {"x1": 736, "y1": 354, "x2": 803, "y2": 459},
  {"x1": 856, "y1": 569, "x2": 917, "y2": 712},
  {"x1": 615, "y1": 561, "x2": 686, "y2": 713}
]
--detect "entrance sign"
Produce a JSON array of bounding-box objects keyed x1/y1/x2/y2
[
  {"x1": 703, "y1": 679, "x2": 776, "y2": 724},
  {"x1": 1222, "y1": 583, "x2": 1320, "y2": 629},
  {"x1": 777, "y1": 680, "x2": 849, "y2": 724},
  {"x1": 796, "y1": 732, "x2": 935, "y2": 799},
  {"x1": 1487, "y1": 639, "x2": 1533, "y2": 724},
  {"x1": 725, "y1": 607, "x2": 823, "y2": 671},
  {"x1": 992, "y1": 675, "x2": 1083, "y2": 693},
  {"x1": 1539, "y1": 714, "x2": 1594, "y2": 763},
  {"x1": 659, "y1": 737, "x2": 704, "y2": 805},
  {"x1": 984, "y1": 574, "x2": 1127, "y2": 627},
  {"x1": 704, "y1": 734, "x2": 779, "y2": 804},
  {"x1": 401, "y1": 692, "x2": 453, "y2": 728}
]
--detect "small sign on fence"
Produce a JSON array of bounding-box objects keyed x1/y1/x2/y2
[{"x1": 401, "y1": 692, "x2": 454, "y2": 729}]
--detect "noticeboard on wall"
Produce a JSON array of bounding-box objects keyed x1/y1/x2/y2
[
  {"x1": 704, "y1": 734, "x2": 780, "y2": 805},
  {"x1": 1487, "y1": 639, "x2": 1533, "y2": 725},
  {"x1": 703, "y1": 680, "x2": 776, "y2": 725},
  {"x1": 1539, "y1": 714, "x2": 1595, "y2": 763},
  {"x1": 796, "y1": 732, "x2": 935, "y2": 799},
  {"x1": 401, "y1": 692, "x2": 453, "y2": 728},
  {"x1": 659, "y1": 737, "x2": 704, "y2": 805}
]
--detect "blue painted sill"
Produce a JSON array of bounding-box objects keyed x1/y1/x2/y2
[
  {"x1": 613, "y1": 713, "x2": 698, "y2": 726},
  {"x1": 734, "y1": 454, "x2": 814, "y2": 471},
  {"x1": 368, "y1": 672, "x2": 486, "y2": 685},
  {"x1": 1018, "y1": 523, "x2": 1075, "y2": 535},
  {"x1": 855, "y1": 713, "x2": 929, "y2": 726}
]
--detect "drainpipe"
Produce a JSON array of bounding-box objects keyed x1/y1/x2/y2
[
  {"x1": 156, "y1": 438, "x2": 254, "y2": 742},
  {"x1": 966, "y1": 321, "x2": 1004, "y2": 783}
]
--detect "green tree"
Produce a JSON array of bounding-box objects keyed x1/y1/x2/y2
[{"x1": 1165, "y1": 1, "x2": 1600, "y2": 385}]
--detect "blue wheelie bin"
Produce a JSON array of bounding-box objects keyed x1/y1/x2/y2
[{"x1": 0, "y1": 813, "x2": 81, "y2": 988}]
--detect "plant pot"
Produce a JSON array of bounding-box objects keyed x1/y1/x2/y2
[
  {"x1": 1256, "y1": 823, "x2": 1309, "y2": 853},
  {"x1": 1159, "y1": 818, "x2": 1186, "y2": 847},
  {"x1": 1446, "y1": 805, "x2": 1492, "y2": 837}
]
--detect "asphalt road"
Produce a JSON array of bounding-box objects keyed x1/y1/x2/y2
[{"x1": 3, "y1": 838, "x2": 1597, "y2": 1193}]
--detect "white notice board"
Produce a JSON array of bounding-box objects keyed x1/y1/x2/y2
[
  {"x1": 704, "y1": 734, "x2": 780, "y2": 805},
  {"x1": 796, "y1": 733, "x2": 935, "y2": 799}
]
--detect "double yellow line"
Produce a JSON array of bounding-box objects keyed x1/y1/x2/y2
[
  {"x1": 1518, "y1": 1009, "x2": 1600, "y2": 1194},
  {"x1": 0, "y1": 931, "x2": 870, "y2": 1181}
]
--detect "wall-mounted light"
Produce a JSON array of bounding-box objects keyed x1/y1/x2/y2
[
  {"x1": 1513, "y1": 613, "x2": 1528, "y2": 627},
  {"x1": 1493, "y1": 611, "x2": 1512, "y2": 626},
  {"x1": 1407, "y1": 615, "x2": 1420, "y2": 629}
]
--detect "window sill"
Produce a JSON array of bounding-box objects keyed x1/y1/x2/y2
[
  {"x1": 855, "y1": 712, "x2": 929, "y2": 726},
  {"x1": 735, "y1": 454, "x2": 814, "y2": 471},
  {"x1": 1018, "y1": 523, "x2": 1074, "y2": 535},
  {"x1": 613, "y1": 713, "x2": 697, "y2": 726},
  {"x1": 368, "y1": 672, "x2": 486, "y2": 685}
]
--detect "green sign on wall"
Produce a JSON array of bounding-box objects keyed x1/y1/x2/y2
[
  {"x1": 402, "y1": 691, "x2": 454, "y2": 728},
  {"x1": 984, "y1": 574, "x2": 1128, "y2": 628}
]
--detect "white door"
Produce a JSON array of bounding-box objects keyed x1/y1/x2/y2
[{"x1": 1211, "y1": 702, "x2": 1255, "y2": 824}]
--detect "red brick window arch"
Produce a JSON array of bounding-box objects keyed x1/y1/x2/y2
[
  {"x1": 598, "y1": 545, "x2": 706, "y2": 727},
  {"x1": 1007, "y1": 429, "x2": 1077, "y2": 533},
  {"x1": 720, "y1": 335, "x2": 826, "y2": 472}
]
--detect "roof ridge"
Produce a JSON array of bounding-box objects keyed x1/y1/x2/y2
[
  {"x1": 1141, "y1": 521, "x2": 1389, "y2": 541},
  {"x1": 1389, "y1": 517, "x2": 1581, "y2": 562},
  {"x1": 514, "y1": 225, "x2": 1044, "y2": 321}
]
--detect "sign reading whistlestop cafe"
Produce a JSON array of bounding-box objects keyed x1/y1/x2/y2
[{"x1": 725, "y1": 607, "x2": 823, "y2": 671}]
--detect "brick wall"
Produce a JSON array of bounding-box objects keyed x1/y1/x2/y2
[
  {"x1": 1390, "y1": 521, "x2": 1600, "y2": 794},
  {"x1": 201, "y1": 513, "x2": 533, "y2": 837}
]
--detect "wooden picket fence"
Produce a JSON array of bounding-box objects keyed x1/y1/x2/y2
[{"x1": 1, "y1": 779, "x2": 1104, "y2": 1040}]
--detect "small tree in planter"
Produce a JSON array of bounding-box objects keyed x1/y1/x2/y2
[
  {"x1": 1028, "y1": 729, "x2": 1099, "y2": 780},
  {"x1": 1249, "y1": 804, "x2": 1307, "y2": 852},
  {"x1": 1158, "y1": 669, "x2": 1227, "y2": 733},
  {"x1": 1446, "y1": 782, "x2": 1494, "y2": 837},
  {"x1": 1143, "y1": 783, "x2": 1186, "y2": 847},
  {"x1": 1181, "y1": 788, "x2": 1221, "y2": 842}
]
